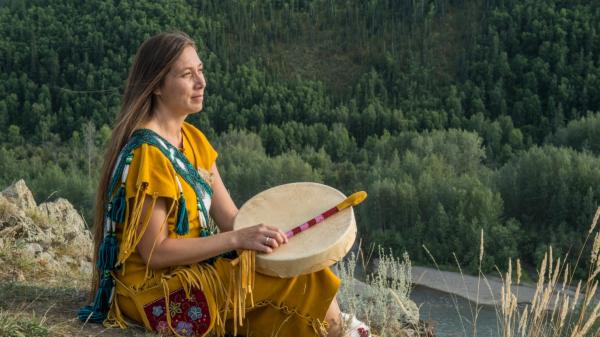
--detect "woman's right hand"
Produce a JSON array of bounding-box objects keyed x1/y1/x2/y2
[{"x1": 232, "y1": 224, "x2": 288, "y2": 253}]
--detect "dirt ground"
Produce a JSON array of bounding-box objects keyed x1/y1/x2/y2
[{"x1": 0, "y1": 280, "x2": 155, "y2": 337}]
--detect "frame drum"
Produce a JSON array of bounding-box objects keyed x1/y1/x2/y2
[{"x1": 233, "y1": 182, "x2": 357, "y2": 278}]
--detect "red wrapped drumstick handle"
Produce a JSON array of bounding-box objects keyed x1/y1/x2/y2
[{"x1": 285, "y1": 191, "x2": 367, "y2": 238}]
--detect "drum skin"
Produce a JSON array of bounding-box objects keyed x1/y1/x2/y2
[{"x1": 233, "y1": 182, "x2": 357, "y2": 278}]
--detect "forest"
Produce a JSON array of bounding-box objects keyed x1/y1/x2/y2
[{"x1": 1, "y1": 0, "x2": 600, "y2": 277}]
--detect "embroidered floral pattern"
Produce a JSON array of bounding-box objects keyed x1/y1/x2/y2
[
  {"x1": 176, "y1": 321, "x2": 194, "y2": 336},
  {"x1": 188, "y1": 306, "x2": 203, "y2": 321},
  {"x1": 169, "y1": 302, "x2": 182, "y2": 316},
  {"x1": 152, "y1": 305, "x2": 163, "y2": 317},
  {"x1": 143, "y1": 287, "x2": 210, "y2": 336},
  {"x1": 156, "y1": 320, "x2": 169, "y2": 333}
]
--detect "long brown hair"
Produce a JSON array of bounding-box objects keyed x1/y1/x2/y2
[{"x1": 90, "y1": 32, "x2": 196, "y2": 297}]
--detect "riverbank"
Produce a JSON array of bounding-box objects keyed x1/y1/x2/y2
[
  {"x1": 412, "y1": 266, "x2": 529, "y2": 306},
  {"x1": 410, "y1": 265, "x2": 582, "y2": 308}
]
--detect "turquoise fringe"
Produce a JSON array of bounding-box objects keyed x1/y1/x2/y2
[
  {"x1": 175, "y1": 193, "x2": 189, "y2": 235},
  {"x1": 96, "y1": 234, "x2": 118, "y2": 271},
  {"x1": 110, "y1": 185, "x2": 126, "y2": 224},
  {"x1": 77, "y1": 272, "x2": 113, "y2": 322},
  {"x1": 77, "y1": 305, "x2": 106, "y2": 323},
  {"x1": 95, "y1": 273, "x2": 114, "y2": 312}
]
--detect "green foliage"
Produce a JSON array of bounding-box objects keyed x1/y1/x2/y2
[
  {"x1": 215, "y1": 129, "x2": 322, "y2": 204},
  {"x1": 496, "y1": 145, "x2": 600, "y2": 275},
  {"x1": 462, "y1": 0, "x2": 600, "y2": 141},
  {"x1": 353, "y1": 129, "x2": 519, "y2": 271},
  {"x1": 548, "y1": 112, "x2": 600, "y2": 154},
  {"x1": 0, "y1": 0, "x2": 599, "y2": 274}
]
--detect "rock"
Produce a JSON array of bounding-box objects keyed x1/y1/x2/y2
[
  {"x1": 24, "y1": 242, "x2": 43, "y2": 256},
  {"x1": 38, "y1": 251, "x2": 54, "y2": 262},
  {"x1": 60, "y1": 255, "x2": 76, "y2": 266},
  {"x1": 38, "y1": 198, "x2": 93, "y2": 256},
  {"x1": 38, "y1": 198, "x2": 86, "y2": 236},
  {"x1": 0, "y1": 180, "x2": 94, "y2": 282},
  {"x1": 79, "y1": 261, "x2": 93, "y2": 275},
  {"x1": 1, "y1": 179, "x2": 37, "y2": 210},
  {"x1": 0, "y1": 185, "x2": 45, "y2": 244},
  {"x1": 37, "y1": 251, "x2": 57, "y2": 270},
  {"x1": 0, "y1": 195, "x2": 27, "y2": 229},
  {"x1": 0, "y1": 217, "x2": 49, "y2": 245}
]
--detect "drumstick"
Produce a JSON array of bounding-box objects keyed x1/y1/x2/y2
[{"x1": 285, "y1": 191, "x2": 367, "y2": 238}]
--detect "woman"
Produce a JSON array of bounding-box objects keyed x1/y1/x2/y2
[{"x1": 79, "y1": 31, "x2": 370, "y2": 337}]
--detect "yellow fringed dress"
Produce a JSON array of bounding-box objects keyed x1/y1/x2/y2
[{"x1": 107, "y1": 122, "x2": 341, "y2": 337}]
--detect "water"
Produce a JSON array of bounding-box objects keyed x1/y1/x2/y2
[{"x1": 410, "y1": 285, "x2": 500, "y2": 337}]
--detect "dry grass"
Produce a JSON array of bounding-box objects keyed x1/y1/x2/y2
[
  {"x1": 422, "y1": 206, "x2": 600, "y2": 337},
  {"x1": 0, "y1": 239, "x2": 88, "y2": 287},
  {"x1": 0, "y1": 240, "x2": 38, "y2": 281},
  {"x1": 24, "y1": 208, "x2": 52, "y2": 229},
  {"x1": 0, "y1": 196, "x2": 17, "y2": 216},
  {"x1": 497, "y1": 207, "x2": 600, "y2": 337}
]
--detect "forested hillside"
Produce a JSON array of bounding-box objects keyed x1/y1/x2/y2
[{"x1": 1, "y1": 0, "x2": 600, "y2": 276}]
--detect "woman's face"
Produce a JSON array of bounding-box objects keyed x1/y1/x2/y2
[{"x1": 154, "y1": 45, "x2": 206, "y2": 116}]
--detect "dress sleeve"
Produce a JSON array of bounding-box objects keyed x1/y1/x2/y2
[
  {"x1": 124, "y1": 144, "x2": 178, "y2": 200},
  {"x1": 183, "y1": 122, "x2": 218, "y2": 170},
  {"x1": 117, "y1": 144, "x2": 179, "y2": 265}
]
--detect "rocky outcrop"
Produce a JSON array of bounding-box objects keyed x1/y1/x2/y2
[
  {"x1": 0, "y1": 180, "x2": 93, "y2": 281},
  {"x1": 1, "y1": 179, "x2": 37, "y2": 210}
]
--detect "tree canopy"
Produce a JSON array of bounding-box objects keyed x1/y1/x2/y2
[{"x1": 1, "y1": 0, "x2": 599, "y2": 275}]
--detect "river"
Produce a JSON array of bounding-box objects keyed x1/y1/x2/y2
[{"x1": 410, "y1": 285, "x2": 500, "y2": 337}]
